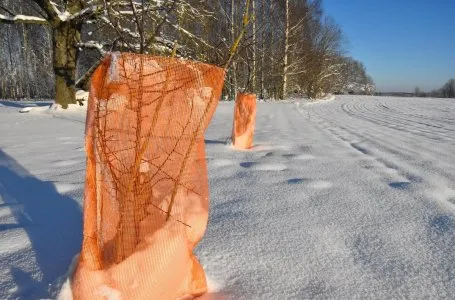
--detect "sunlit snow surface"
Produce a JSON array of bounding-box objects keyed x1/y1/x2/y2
[{"x1": 0, "y1": 95, "x2": 455, "y2": 299}]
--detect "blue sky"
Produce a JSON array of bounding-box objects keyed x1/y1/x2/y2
[{"x1": 323, "y1": 0, "x2": 455, "y2": 92}]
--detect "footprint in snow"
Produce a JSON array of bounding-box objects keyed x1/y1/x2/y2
[
  {"x1": 261, "y1": 152, "x2": 275, "y2": 157},
  {"x1": 388, "y1": 181, "x2": 411, "y2": 189},
  {"x1": 240, "y1": 162, "x2": 287, "y2": 171},
  {"x1": 287, "y1": 178, "x2": 305, "y2": 184}
]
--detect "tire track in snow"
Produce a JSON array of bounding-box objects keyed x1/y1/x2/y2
[
  {"x1": 341, "y1": 100, "x2": 453, "y2": 142},
  {"x1": 301, "y1": 96, "x2": 455, "y2": 207},
  {"x1": 306, "y1": 97, "x2": 454, "y2": 170},
  {"x1": 341, "y1": 99, "x2": 455, "y2": 141},
  {"x1": 293, "y1": 97, "x2": 455, "y2": 299}
]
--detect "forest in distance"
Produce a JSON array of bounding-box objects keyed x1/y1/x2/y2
[
  {"x1": 0, "y1": 0, "x2": 374, "y2": 104},
  {"x1": 0, "y1": 0, "x2": 453, "y2": 104}
]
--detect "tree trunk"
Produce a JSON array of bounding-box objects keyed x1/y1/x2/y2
[
  {"x1": 269, "y1": 0, "x2": 275, "y2": 99},
  {"x1": 230, "y1": 0, "x2": 237, "y2": 99},
  {"x1": 251, "y1": 0, "x2": 256, "y2": 93},
  {"x1": 260, "y1": 0, "x2": 265, "y2": 99},
  {"x1": 281, "y1": 0, "x2": 290, "y2": 100},
  {"x1": 52, "y1": 22, "x2": 81, "y2": 108}
]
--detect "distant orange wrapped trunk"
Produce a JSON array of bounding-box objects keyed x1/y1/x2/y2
[
  {"x1": 231, "y1": 93, "x2": 257, "y2": 149},
  {"x1": 71, "y1": 53, "x2": 225, "y2": 300}
]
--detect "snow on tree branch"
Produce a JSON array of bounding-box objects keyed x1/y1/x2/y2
[
  {"x1": 66, "y1": 5, "x2": 101, "y2": 22},
  {"x1": 33, "y1": 0, "x2": 61, "y2": 21},
  {"x1": 0, "y1": 13, "x2": 49, "y2": 25},
  {"x1": 165, "y1": 20, "x2": 215, "y2": 50},
  {"x1": 48, "y1": 1, "x2": 63, "y2": 18},
  {"x1": 76, "y1": 41, "x2": 107, "y2": 55}
]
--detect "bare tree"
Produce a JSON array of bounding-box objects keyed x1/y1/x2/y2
[
  {"x1": 441, "y1": 79, "x2": 455, "y2": 98},
  {"x1": 0, "y1": 0, "x2": 214, "y2": 108},
  {"x1": 337, "y1": 56, "x2": 375, "y2": 95},
  {"x1": 0, "y1": 0, "x2": 87, "y2": 107},
  {"x1": 0, "y1": 0, "x2": 53, "y2": 99},
  {"x1": 1, "y1": 0, "x2": 372, "y2": 103},
  {"x1": 281, "y1": 0, "x2": 290, "y2": 99},
  {"x1": 299, "y1": 16, "x2": 345, "y2": 99}
]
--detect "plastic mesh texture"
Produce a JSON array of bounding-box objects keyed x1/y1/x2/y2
[
  {"x1": 231, "y1": 93, "x2": 257, "y2": 149},
  {"x1": 71, "y1": 53, "x2": 225, "y2": 300}
]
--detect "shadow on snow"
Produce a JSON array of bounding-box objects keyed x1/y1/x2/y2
[{"x1": 0, "y1": 149, "x2": 82, "y2": 298}]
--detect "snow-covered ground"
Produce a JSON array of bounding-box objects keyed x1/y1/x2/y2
[{"x1": 1, "y1": 95, "x2": 455, "y2": 299}]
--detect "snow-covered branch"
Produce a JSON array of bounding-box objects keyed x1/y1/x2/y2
[
  {"x1": 49, "y1": 1, "x2": 63, "y2": 18},
  {"x1": 76, "y1": 41, "x2": 107, "y2": 55},
  {"x1": 164, "y1": 20, "x2": 215, "y2": 50},
  {"x1": 33, "y1": 0, "x2": 61, "y2": 20},
  {"x1": 0, "y1": 13, "x2": 49, "y2": 25},
  {"x1": 66, "y1": 5, "x2": 99, "y2": 22}
]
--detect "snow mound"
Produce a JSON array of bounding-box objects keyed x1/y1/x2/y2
[
  {"x1": 16, "y1": 91, "x2": 89, "y2": 114},
  {"x1": 18, "y1": 106, "x2": 34, "y2": 113},
  {"x1": 292, "y1": 94, "x2": 336, "y2": 107},
  {"x1": 75, "y1": 90, "x2": 89, "y2": 102},
  {"x1": 305, "y1": 93, "x2": 336, "y2": 103},
  {"x1": 49, "y1": 103, "x2": 87, "y2": 112},
  {"x1": 19, "y1": 105, "x2": 50, "y2": 113},
  {"x1": 18, "y1": 102, "x2": 87, "y2": 114}
]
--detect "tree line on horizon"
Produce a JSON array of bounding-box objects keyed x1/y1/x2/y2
[
  {"x1": 414, "y1": 79, "x2": 455, "y2": 98},
  {"x1": 0, "y1": 0, "x2": 375, "y2": 107}
]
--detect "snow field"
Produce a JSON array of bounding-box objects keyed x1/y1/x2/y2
[{"x1": 0, "y1": 96, "x2": 455, "y2": 299}]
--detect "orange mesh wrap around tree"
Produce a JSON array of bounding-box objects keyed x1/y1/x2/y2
[
  {"x1": 231, "y1": 93, "x2": 257, "y2": 149},
  {"x1": 71, "y1": 53, "x2": 225, "y2": 300}
]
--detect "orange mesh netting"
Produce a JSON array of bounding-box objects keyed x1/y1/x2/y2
[
  {"x1": 71, "y1": 53, "x2": 225, "y2": 300},
  {"x1": 231, "y1": 93, "x2": 257, "y2": 149}
]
